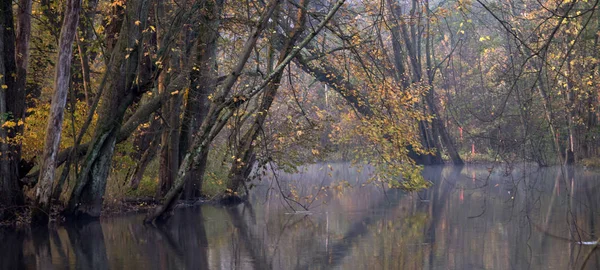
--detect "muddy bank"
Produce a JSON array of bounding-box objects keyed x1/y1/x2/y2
[{"x1": 0, "y1": 197, "x2": 215, "y2": 227}]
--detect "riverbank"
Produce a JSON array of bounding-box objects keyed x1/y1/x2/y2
[{"x1": 0, "y1": 197, "x2": 211, "y2": 227}]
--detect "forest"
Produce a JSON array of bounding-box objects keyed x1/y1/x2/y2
[{"x1": 0, "y1": 0, "x2": 598, "y2": 227}]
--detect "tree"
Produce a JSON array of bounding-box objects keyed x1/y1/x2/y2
[
  {"x1": 145, "y1": 0, "x2": 346, "y2": 223},
  {"x1": 66, "y1": 0, "x2": 153, "y2": 218},
  {"x1": 224, "y1": 0, "x2": 310, "y2": 198},
  {"x1": 0, "y1": 0, "x2": 29, "y2": 219},
  {"x1": 33, "y1": 0, "x2": 81, "y2": 225}
]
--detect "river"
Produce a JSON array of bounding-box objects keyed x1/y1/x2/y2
[{"x1": 1, "y1": 163, "x2": 599, "y2": 269}]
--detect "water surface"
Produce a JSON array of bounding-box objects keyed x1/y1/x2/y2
[{"x1": 2, "y1": 164, "x2": 600, "y2": 269}]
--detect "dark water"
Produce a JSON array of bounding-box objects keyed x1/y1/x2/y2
[{"x1": 2, "y1": 163, "x2": 600, "y2": 269}]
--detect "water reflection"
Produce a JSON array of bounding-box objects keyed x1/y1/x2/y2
[{"x1": 3, "y1": 164, "x2": 600, "y2": 269}]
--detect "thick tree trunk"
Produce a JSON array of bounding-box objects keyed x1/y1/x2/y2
[
  {"x1": 168, "y1": 98, "x2": 182, "y2": 196},
  {"x1": 10, "y1": 0, "x2": 31, "y2": 170},
  {"x1": 158, "y1": 94, "x2": 181, "y2": 197},
  {"x1": 66, "y1": 0, "x2": 150, "y2": 218},
  {"x1": 0, "y1": 0, "x2": 22, "y2": 219},
  {"x1": 155, "y1": 0, "x2": 172, "y2": 197},
  {"x1": 180, "y1": 0, "x2": 223, "y2": 200},
  {"x1": 33, "y1": 0, "x2": 81, "y2": 225},
  {"x1": 157, "y1": 72, "x2": 173, "y2": 197}
]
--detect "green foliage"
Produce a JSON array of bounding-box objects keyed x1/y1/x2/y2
[
  {"x1": 202, "y1": 142, "x2": 231, "y2": 198},
  {"x1": 126, "y1": 175, "x2": 158, "y2": 198},
  {"x1": 581, "y1": 158, "x2": 600, "y2": 169}
]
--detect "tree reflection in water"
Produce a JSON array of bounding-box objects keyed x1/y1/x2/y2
[{"x1": 2, "y1": 163, "x2": 600, "y2": 269}]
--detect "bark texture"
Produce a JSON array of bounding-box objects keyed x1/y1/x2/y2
[
  {"x1": 33, "y1": 0, "x2": 81, "y2": 225},
  {"x1": 0, "y1": 0, "x2": 23, "y2": 219},
  {"x1": 67, "y1": 0, "x2": 150, "y2": 218},
  {"x1": 226, "y1": 0, "x2": 309, "y2": 195},
  {"x1": 146, "y1": 0, "x2": 288, "y2": 223},
  {"x1": 180, "y1": 0, "x2": 223, "y2": 200},
  {"x1": 146, "y1": 0, "x2": 345, "y2": 223}
]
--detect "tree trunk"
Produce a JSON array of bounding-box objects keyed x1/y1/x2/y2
[
  {"x1": 424, "y1": 88, "x2": 462, "y2": 165},
  {"x1": 145, "y1": 0, "x2": 344, "y2": 223},
  {"x1": 423, "y1": 1, "x2": 463, "y2": 165},
  {"x1": 147, "y1": 0, "x2": 341, "y2": 223},
  {"x1": 22, "y1": 78, "x2": 177, "y2": 187},
  {"x1": 76, "y1": 0, "x2": 99, "y2": 106},
  {"x1": 180, "y1": 0, "x2": 223, "y2": 200},
  {"x1": 129, "y1": 116, "x2": 160, "y2": 189},
  {"x1": 33, "y1": 0, "x2": 81, "y2": 225},
  {"x1": 157, "y1": 72, "x2": 173, "y2": 197},
  {"x1": 130, "y1": 138, "x2": 159, "y2": 190},
  {"x1": 226, "y1": 0, "x2": 309, "y2": 196},
  {"x1": 0, "y1": 0, "x2": 22, "y2": 220},
  {"x1": 158, "y1": 94, "x2": 181, "y2": 197},
  {"x1": 66, "y1": 0, "x2": 150, "y2": 218},
  {"x1": 11, "y1": 0, "x2": 32, "y2": 171}
]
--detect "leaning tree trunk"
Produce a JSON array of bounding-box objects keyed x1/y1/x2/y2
[
  {"x1": 66, "y1": 0, "x2": 150, "y2": 218},
  {"x1": 225, "y1": 93, "x2": 272, "y2": 196},
  {"x1": 33, "y1": 0, "x2": 81, "y2": 225},
  {"x1": 146, "y1": 0, "x2": 287, "y2": 223},
  {"x1": 129, "y1": 116, "x2": 160, "y2": 189},
  {"x1": 386, "y1": 0, "x2": 449, "y2": 165},
  {"x1": 423, "y1": 0, "x2": 463, "y2": 166},
  {"x1": 145, "y1": 0, "x2": 344, "y2": 223},
  {"x1": 225, "y1": 0, "x2": 309, "y2": 197},
  {"x1": 130, "y1": 139, "x2": 159, "y2": 190},
  {"x1": 147, "y1": 13, "x2": 279, "y2": 220}
]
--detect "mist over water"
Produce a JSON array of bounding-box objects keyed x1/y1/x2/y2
[{"x1": 2, "y1": 163, "x2": 599, "y2": 269}]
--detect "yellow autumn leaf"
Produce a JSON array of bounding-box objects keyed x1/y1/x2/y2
[{"x1": 2, "y1": 121, "x2": 16, "y2": 128}]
